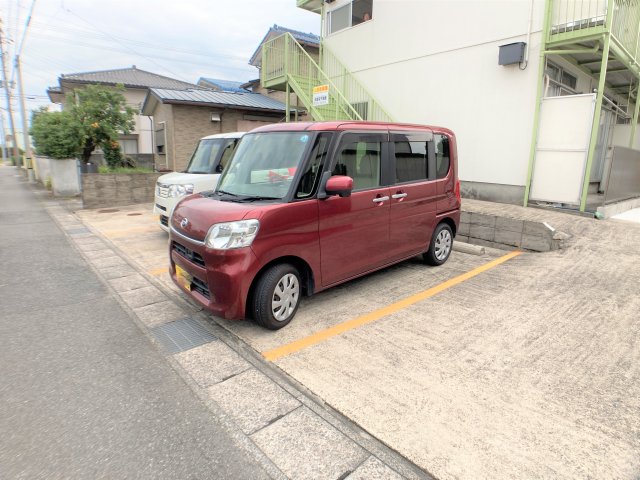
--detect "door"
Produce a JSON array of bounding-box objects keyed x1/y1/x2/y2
[
  {"x1": 319, "y1": 132, "x2": 390, "y2": 286},
  {"x1": 388, "y1": 132, "x2": 437, "y2": 260},
  {"x1": 530, "y1": 94, "x2": 596, "y2": 205}
]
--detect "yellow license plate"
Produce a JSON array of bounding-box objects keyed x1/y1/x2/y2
[{"x1": 175, "y1": 264, "x2": 192, "y2": 291}]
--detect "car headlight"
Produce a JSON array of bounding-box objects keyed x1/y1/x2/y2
[
  {"x1": 169, "y1": 184, "x2": 194, "y2": 197},
  {"x1": 205, "y1": 220, "x2": 260, "y2": 250}
]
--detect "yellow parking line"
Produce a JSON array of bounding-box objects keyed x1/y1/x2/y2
[
  {"x1": 263, "y1": 250, "x2": 523, "y2": 362},
  {"x1": 149, "y1": 266, "x2": 168, "y2": 276}
]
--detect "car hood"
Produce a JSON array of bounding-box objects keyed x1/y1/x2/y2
[
  {"x1": 170, "y1": 195, "x2": 261, "y2": 242},
  {"x1": 157, "y1": 172, "x2": 221, "y2": 192}
]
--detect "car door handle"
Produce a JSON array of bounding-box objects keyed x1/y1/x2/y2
[
  {"x1": 391, "y1": 193, "x2": 408, "y2": 199},
  {"x1": 372, "y1": 196, "x2": 389, "y2": 203}
]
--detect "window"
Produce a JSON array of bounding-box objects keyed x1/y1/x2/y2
[
  {"x1": 219, "y1": 140, "x2": 239, "y2": 170},
  {"x1": 435, "y1": 134, "x2": 450, "y2": 179},
  {"x1": 394, "y1": 141, "x2": 428, "y2": 183},
  {"x1": 333, "y1": 134, "x2": 381, "y2": 190},
  {"x1": 296, "y1": 133, "x2": 332, "y2": 198},
  {"x1": 545, "y1": 61, "x2": 578, "y2": 96},
  {"x1": 328, "y1": 0, "x2": 373, "y2": 35}
]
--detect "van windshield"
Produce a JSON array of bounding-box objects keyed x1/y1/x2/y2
[
  {"x1": 216, "y1": 132, "x2": 311, "y2": 199},
  {"x1": 185, "y1": 138, "x2": 234, "y2": 174}
]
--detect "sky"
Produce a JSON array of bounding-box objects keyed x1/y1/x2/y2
[{"x1": 0, "y1": 0, "x2": 320, "y2": 140}]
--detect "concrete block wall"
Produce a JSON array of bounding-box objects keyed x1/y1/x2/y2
[
  {"x1": 456, "y1": 210, "x2": 567, "y2": 252},
  {"x1": 82, "y1": 173, "x2": 162, "y2": 209}
]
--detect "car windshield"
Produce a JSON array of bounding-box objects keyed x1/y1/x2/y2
[
  {"x1": 185, "y1": 139, "x2": 229, "y2": 174},
  {"x1": 216, "y1": 132, "x2": 311, "y2": 199}
]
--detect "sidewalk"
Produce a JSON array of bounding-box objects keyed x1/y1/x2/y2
[{"x1": 3, "y1": 165, "x2": 424, "y2": 479}]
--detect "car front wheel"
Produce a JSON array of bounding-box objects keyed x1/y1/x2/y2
[
  {"x1": 251, "y1": 264, "x2": 301, "y2": 330},
  {"x1": 424, "y1": 223, "x2": 453, "y2": 266}
]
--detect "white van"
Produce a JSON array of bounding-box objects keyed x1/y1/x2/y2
[{"x1": 154, "y1": 132, "x2": 244, "y2": 231}]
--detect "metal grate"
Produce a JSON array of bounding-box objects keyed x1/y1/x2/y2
[{"x1": 151, "y1": 317, "x2": 216, "y2": 354}]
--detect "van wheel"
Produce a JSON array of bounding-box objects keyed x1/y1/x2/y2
[
  {"x1": 251, "y1": 264, "x2": 301, "y2": 330},
  {"x1": 424, "y1": 223, "x2": 453, "y2": 266}
]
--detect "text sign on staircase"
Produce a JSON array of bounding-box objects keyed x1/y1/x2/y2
[{"x1": 312, "y1": 85, "x2": 329, "y2": 106}]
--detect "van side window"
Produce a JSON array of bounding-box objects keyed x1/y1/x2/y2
[
  {"x1": 219, "y1": 139, "x2": 238, "y2": 171},
  {"x1": 296, "y1": 133, "x2": 332, "y2": 198},
  {"x1": 394, "y1": 141, "x2": 428, "y2": 183},
  {"x1": 435, "y1": 134, "x2": 450, "y2": 179},
  {"x1": 333, "y1": 135, "x2": 381, "y2": 190}
]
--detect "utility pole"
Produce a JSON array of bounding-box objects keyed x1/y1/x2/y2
[
  {"x1": 0, "y1": 106, "x2": 8, "y2": 161},
  {"x1": 15, "y1": 56, "x2": 33, "y2": 174},
  {"x1": 15, "y1": 0, "x2": 37, "y2": 175},
  {"x1": 0, "y1": 19, "x2": 21, "y2": 167}
]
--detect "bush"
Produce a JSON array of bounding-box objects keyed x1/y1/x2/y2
[{"x1": 30, "y1": 108, "x2": 81, "y2": 159}]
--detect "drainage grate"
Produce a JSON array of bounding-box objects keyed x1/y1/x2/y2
[
  {"x1": 98, "y1": 208, "x2": 120, "y2": 213},
  {"x1": 127, "y1": 213, "x2": 143, "y2": 216},
  {"x1": 67, "y1": 227, "x2": 90, "y2": 235},
  {"x1": 151, "y1": 317, "x2": 216, "y2": 354}
]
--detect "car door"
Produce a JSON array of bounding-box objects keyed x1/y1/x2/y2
[
  {"x1": 388, "y1": 131, "x2": 438, "y2": 260},
  {"x1": 318, "y1": 132, "x2": 391, "y2": 286}
]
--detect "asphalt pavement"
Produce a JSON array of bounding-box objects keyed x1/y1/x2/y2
[{"x1": 0, "y1": 165, "x2": 270, "y2": 479}]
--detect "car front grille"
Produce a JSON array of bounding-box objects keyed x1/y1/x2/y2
[
  {"x1": 155, "y1": 203, "x2": 166, "y2": 212},
  {"x1": 191, "y1": 276, "x2": 210, "y2": 298},
  {"x1": 160, "y1": 215, "x2": 169, "y2": 227},
  {"x1": 172, "y1": 241, "x2": 205, "y2": 268},
  {"x1": 157, "y1": 183, "x2": 170, "y2": 198}
]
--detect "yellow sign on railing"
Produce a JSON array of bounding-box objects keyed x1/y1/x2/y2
[{"x1": 312, "y1": 85, "x2": 329, "y2": 106}]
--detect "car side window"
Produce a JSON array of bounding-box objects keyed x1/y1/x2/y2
[
  {"x1": 394, "y1": 140, "x2": 429, "y2": 183},
  {"x1": 332, "y1": 134, "x2": 382, "y2": 190},
  {"x1": 219, "y1": 139, "x2": 239, "y2": 171},
  {"x1": 296, "y1": 133, "x2": 332, "y2": 198},
  {"x1": 435, "y1": 134, "x2": 450, "y2": 179}
]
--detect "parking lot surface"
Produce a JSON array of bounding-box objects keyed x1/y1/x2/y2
[{"x1": 77, "y1": 202, "x2": 640, "y2": 480}]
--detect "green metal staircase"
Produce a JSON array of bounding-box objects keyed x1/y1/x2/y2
[{"x1": 261, "y1": 32, "x2": 393, "y2": 122}]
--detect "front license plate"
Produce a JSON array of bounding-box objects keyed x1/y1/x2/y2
[{"x1": 175, "y1": 264, "x2": 192, "y2": 291}]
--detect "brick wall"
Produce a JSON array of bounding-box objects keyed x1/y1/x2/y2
[{"x1": 82, "y1": 173, "x2": 162, "y2": 209}]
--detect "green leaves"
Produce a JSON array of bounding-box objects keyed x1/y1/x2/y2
[{"x1": 30, "y1": 84, "x2": 136, "y2": 163}]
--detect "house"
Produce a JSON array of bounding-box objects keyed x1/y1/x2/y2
[
  {"x1": 197, "y1": 78, "x2": 248, "y2": 92},
  {"x1": 141, "y1": 88, "x2": 293, "y2": 172},
  {"x1": 263, "y1": 0, "x2": 640, "y2": 214},
  {"x1": 47, "y1": 66, "x2": 198, "y2": 166}
]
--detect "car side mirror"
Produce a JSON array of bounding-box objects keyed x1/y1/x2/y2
[
  {"x1": 325, "y1": 175, "x2": 353, "y2": 198},
  {"x1": 215, "y1": 164, "x2": 224, "y2": 174}
]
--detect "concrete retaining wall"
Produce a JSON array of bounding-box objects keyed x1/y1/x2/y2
[
  {"x1": 34, "y1": 156, "x2": 51, "y2": 184},
  {"x1": 456, "y1": 211, "x2": 568, "y2": 252},
  {"x1": 82, "y1": 173, "x2": 162, "y2": 209},
  {"x1": 50, "y1": 158, "x2": 81, "y2": 196}
]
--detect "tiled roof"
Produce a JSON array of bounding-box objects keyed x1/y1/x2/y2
[
  {"x1": 249, "y1": 24, "x2": 320, "y2": 66},
  {"x1": 142, "y1": 88, "x2": 292, "y2": 115},
  {"x1": 59, "y1": 66, "x2": 198, "y2": 90},
  {"x1": 197, "y1": 78, "x2": 248, "y2": 93}
]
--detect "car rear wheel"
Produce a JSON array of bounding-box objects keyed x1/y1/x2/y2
[
  {"x1": 251, "y1": 264, "x2": 301, "y2": 330},
  {"x1": 424, "y1": 223, "x2": 453, "y2": 266}
]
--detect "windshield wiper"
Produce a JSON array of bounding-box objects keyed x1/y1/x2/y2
[
  {"x1": 237, "y1": 195, "x2": 280, "y2": 202},
  {"x1": 216, "y1": 189, "x2": 239, "y2": 197}
]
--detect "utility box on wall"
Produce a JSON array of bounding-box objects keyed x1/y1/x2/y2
[{"x1": 499, "y1": 42, "x2": 526, "y2": 66}]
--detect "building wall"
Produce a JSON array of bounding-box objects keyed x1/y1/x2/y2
[
  {"x1": 151, "y1": 103, "x2": 174, "y2": 171},
  {"x1": 321, "y1": 0, "x2": 548, "y2": 192},
  {"x1": 170, "y1": 105, "x2": 277, "y2": 172}
]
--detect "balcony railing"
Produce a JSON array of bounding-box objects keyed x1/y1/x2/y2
[{"x1": 548, "y1": 0, "x2": 640, "y2": 60}]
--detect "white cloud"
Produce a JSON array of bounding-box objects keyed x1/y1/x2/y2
[{"x1": 2, "y1": 0, "x2": 320, "y2": 131}]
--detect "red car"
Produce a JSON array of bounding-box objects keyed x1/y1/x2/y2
[{"x1": 169, "y1": 121, "x2": 460, "y2": 329}]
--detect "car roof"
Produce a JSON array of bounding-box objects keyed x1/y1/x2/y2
[
  {"x1": 248, "y1": 121, "x2": 451, "y2": 135},
  {"x1": 200, "y1": 132, "x2": 245, "y2": 140}
]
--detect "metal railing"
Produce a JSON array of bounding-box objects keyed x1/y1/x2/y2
[
  {"x1": 261, "y1": 32, "x2": 393, "y2": 122},
  {"x1": 548, "y1": 0, "x2": 640, "y2": 60}
]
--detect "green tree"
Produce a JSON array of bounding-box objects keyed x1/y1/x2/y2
[
  {"x1": 30, "y1": 107, "x2": 81, "y2": 159},
  {"x1": 69, "y1": 84, "x2": 136, "y2": 164}
]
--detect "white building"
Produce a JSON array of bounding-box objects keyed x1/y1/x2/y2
[{"x1": 262, "y1": 0, "x2": 640, "y2": 213}]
